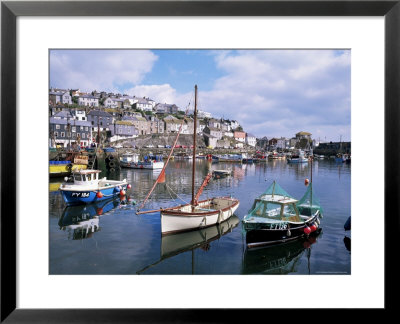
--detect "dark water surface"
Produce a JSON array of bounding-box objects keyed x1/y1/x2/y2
[{"x1": 49, "y1": 159, "x2": 351, "y2": 275}]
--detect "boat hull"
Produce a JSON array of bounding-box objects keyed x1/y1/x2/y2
[
  {"x1": 243, "y1": 213, "x2": 320, "y2": 248},
  {"x1": 287, "y1": 158, "x2": 308, "y2": 164},
  {"x1": 161, "y1": 197, "x2": 239, "y2": 235},
  {"x1": 49, "y1": 163, "x2": 87, "y2": 177},
  {"x1": 120, "y1": 161, "x2": 164, "y2": 169},
  {"x1": 60, "y1": 183, "x2": 127, "y2": 205}
]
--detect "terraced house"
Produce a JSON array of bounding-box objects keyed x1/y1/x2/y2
[
  {"x1": 49, "y1": 116, "x2": 91, "y2": 148},
  {"x1": 49, "y1": 91, "x2": 72, "y2": 105},
  {"x1": 87, "y1": 110, "x2": 113, "y2": 132},
  {"x1": 122, "y1": 115, "x2": 150, "y2": 135},
  {"x1": 78, "y1": 95, "x2": 99, "y2": 107}
]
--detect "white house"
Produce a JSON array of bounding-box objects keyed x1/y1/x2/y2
[
  {"x1": 133, "y1": 97, "x2": 153, "y2": 111},
  {"x1": 71, "y1": 108, "x2": 87, "y2": 121},
  {"x1": 246, "y1": 133, "x2": 257, "y2": 147},
  {"x1": 49, "y1": 91, "x2": 72, "y2": 105},
  {"x1": 78, "y1": 95, "x2": 99, "y2": 107},
  {"x1": 198, "y1": 110, "x2": 212, "y2": 118}
]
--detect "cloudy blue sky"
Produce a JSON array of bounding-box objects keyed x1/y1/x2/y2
[{"x1": 50, "y1": 49, "x2": 351, "y2": 141}]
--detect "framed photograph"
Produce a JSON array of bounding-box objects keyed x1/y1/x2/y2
[{"x1": 2, "y1": 0, "x2": 398, "y2": 321}]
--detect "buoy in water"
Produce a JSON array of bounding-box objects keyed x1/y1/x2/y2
[
  {"x1": 96, "y1": 208, "x2": 103, "y2": 215},
  {"x1": 305, "y1": 178, "x2": 310, "y2": 186},
  {"x1": 96, "y1": 191, "x2": 103, "y2": 198},
  {"x1": 310, "y1": 224, "x2": 317, "y2": 232},
  {"x1": 120, "y1": 190, "x2": 126, "y2": 196},
  {"x1": 127, "y1": 184, "x2": 131, "y2": 189},
  {"x1": 304, "y1": 226, "x2": 311, "y2": 235}
]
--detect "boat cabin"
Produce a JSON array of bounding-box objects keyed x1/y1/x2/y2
[
  {"x1": 249, "y1": 194, "x2": 302, "y2": 223},
  {"x1": 121, "y1": 153, "x2": 139, "y2": 163},
  {"x1": 72, "y1": 170, "x2": 101, "y2": 186}
]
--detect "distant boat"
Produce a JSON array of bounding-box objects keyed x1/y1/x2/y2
[
  {"x1": 242, "y1": 180, "x2": 323, "y2": 248},
  {"x1": 217, "y1": 153, "x2": 246, "y2": 162},
  {"x1": 287, "y1": 150, "x2": 308, "y2": 164},
  {"x1": 120, "y1": 152, "x2": 164, "y2": 169},
  {"x1": 212, "y1": 169, "x2": 232, "y2": 178},
  {"x1": 335, "y1": 153, "x2": 350, "y2": 163},
  {"x1": 59, "y1": 169, "x2": 129, "y2": 205}
]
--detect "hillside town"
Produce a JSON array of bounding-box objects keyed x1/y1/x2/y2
[{"x1": 48, "y1": 88, "x2": 337, "y2": 153}]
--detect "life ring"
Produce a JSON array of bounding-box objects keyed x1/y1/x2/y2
[
  {"x1": 88, "y1": 161, "x2": 94, "y2": 167},
  {"x1": 109, "y1": 161, "x2": 116, "y2": 167},
  {"x1": 109, "y1": 167, "x2": 115, "y2": 172},
  {"x1": 108, "y1": 155, "x2": 114, "y2": 160}
]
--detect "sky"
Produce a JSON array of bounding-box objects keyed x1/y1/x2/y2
[{"x1": 50, "y1": 49, "x2": 351, "y2": 141}]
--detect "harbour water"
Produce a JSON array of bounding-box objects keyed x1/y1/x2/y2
[{"x1": 49, "y1": 159, "x2": 351, "y2": 275}]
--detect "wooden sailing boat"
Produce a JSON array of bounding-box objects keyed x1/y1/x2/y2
[{"x1": 136, "y1": 85, "x2": 240, "y2": 235}]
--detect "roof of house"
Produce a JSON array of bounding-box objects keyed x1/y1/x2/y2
[
  {"x1": 53, "y1": 110, "x2": 74, "y2": 119},
  {"x1": 87, "y1": 110, "x2": 113, "y2": 117},
  {"x1": 49, "y1": 117, "x2": 91, "y2": 127},
  {"x1": 246, "y1": 133, "x2": 256, "y2": 138},
  {"x1": 234, "y1": 131, "x2": 246, "y2": 137},
  {"x1": 116, "y1": 120, "x2": 135, "y2": 126}
]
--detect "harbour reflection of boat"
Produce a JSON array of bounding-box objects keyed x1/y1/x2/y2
[
  {"x1": 59, "y1": 196, "x2": 126, "y2": 240},
  {"x1": 137, "y1": 215, "x2": 240, "y2": 274},
  {"x1": 242, "y1": 230, "x2": 321, "y2": 274}
]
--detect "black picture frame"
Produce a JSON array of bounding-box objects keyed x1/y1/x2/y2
[{"x1": 1, "y1": 0, "x2": 398, "y2": 322}]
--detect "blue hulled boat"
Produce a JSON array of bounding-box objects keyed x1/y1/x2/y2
[{"x1": 59, "y1": 169, "x2": 130, "y2": 205}]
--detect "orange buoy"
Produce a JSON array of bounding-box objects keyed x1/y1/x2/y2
[
  {"x1": 305, "y1": 178, "x2": 309, "y2": 186},
  {"x1": 127, "y1": 184, "x2": 131, "y2": 189},
  {"x1": 120, "y1": 189, "x2": 126, "y2": 196},
  {"x1": 96, "y1": 191, "x2": 103, "y2": 198},
  {"x1": 96, "y1": 208, "x2": 103, "y2": 215}
]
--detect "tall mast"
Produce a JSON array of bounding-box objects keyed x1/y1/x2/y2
[{"x1": 191, "y1": 85, "x2": 198, "y2": 206}]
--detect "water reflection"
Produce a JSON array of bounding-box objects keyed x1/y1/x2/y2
[
  {"x1": 242, "y1": 231, "x2": 322, "y2": 274},
  {"x1": 58, "y1": 197, "x2": 127, "y2": 240},
  {"x1": 137, "y1": 215, "x2": 240, "y2": 274}
]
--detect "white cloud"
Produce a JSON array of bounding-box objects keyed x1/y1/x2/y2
[
  {"x1": 50, "y1": 50, "x2": 158, "y2": 92},
  {"x1": 198, "y1": 50, "x2": 351, "y2": 140}
]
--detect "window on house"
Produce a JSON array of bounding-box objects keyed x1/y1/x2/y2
[
  {"x1": 72, "y1": 127, "x2": 76, "y2": 132},
  {"x1": 54, "y1": 132, "x2": 58, "y2": 137},
  {"x1": 85, "y1": 127, "x2": 88, "y2": 131},
  {"x1": 61, "y1": 132, "x2": 65, "y2": 137},
  {"x1": 82, "y1": 133, "x2": 85, "y2": 139},
  {"x1": 56, "y1": 125, "x2": 60, "y2": 129}
]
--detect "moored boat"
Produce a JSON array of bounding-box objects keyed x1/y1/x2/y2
[
  {"x1": 287, "y1": 150, "x2": 308, "y2": 164},
  {"x1": 59, "y1": 169, "x2": 130, "y2": 205},
  {"x1": 49, "y1": 154, "x2": 89, "y2": 177},
  {"x1": 212, "y1": 169, "x2": 232, "y2": 178},
  {"x1": 242, "y1": 181, "x2": 323, "y2": 248},
  {"x1": 120, "y1": 152, "x2": 164, "y2": 169}
]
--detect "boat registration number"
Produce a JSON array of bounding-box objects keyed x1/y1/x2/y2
[
  {"x1": 71, "y1": 192, "x2": 90, "y2": 198},
  {"x1": 271, "y1": 223, "x2": 287, "y2": 230}
]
